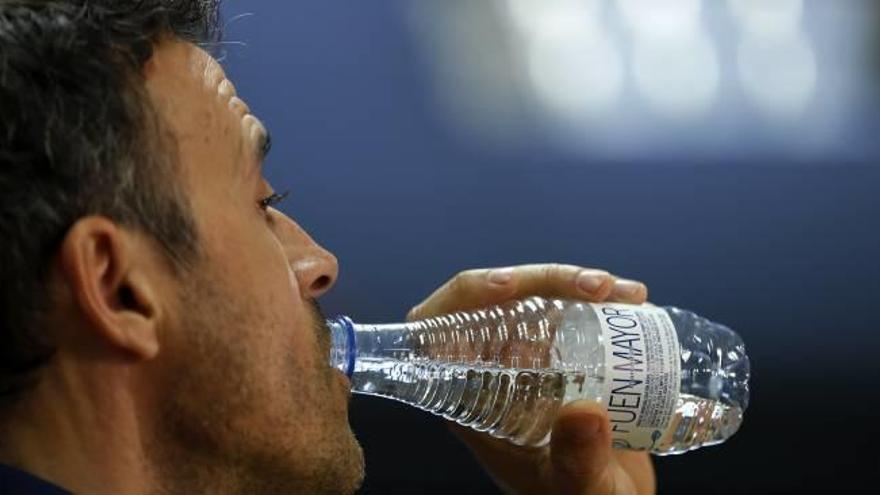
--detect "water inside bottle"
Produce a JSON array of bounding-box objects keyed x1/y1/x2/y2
[
  {"x1": 351, "y1": 357, "x2": 742, "y2": 454},
  {"x1": 655, "y1": 393, "x2": 743, "y2": 455}
]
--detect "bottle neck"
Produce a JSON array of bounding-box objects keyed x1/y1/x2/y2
[
  {"x1": 347, "y1": 322, "x2": 418, "y2": 361},
  {"x1": 327, "y1": 316, "x2": 357, "y2": 378},
  {"x1": 328, "y1": 317, "x2": 421, "y2": 376}
]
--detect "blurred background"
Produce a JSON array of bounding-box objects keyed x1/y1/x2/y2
[{"x1": 221, "y1": 0, "x2": 879, "y2": 492}]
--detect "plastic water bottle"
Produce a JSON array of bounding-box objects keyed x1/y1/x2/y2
[{"x1": 327, "y1": 297, "x2": 749, "y2": 455}]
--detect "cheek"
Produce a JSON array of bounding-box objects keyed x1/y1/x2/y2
[
  {"x1": 216, "y1": 216, "x2": 301, "y2": 299},
  {"x1": 200, "y1": 206, "x2": 320, "y2": 369},
  {"x1": 263, "y1": 257, "x2": 320, "y2": 366}
]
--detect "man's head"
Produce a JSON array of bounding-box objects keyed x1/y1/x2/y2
[{"x1": 0, "y1": 1, "x2": 363, "y2": 493}]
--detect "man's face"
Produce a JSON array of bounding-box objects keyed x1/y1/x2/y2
[{"x1": 142, "y1": 40, "x2": 363, "y2": 493}]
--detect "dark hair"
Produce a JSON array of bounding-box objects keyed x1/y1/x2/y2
[{"x1": 0, "y1": 0, "x2": 221, "y2": 402}]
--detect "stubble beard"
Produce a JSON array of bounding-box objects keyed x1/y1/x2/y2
[{"x1": 146, "y1": 267, "x2": 364, "y2": 494}]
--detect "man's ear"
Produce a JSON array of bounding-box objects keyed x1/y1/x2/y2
[{"x1": 57, "y1": 216, "x2": 164, "y2": 361}]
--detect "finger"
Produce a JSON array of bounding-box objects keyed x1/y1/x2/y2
[
  {"x1": 608, "y1": 278, "x2": 649, "y2": 304},
  {"x1": 612, "y1": 451, "x2": 655, "y2": 495},
  {"x1": 407, "y1": 267, "x2": 521, "y2": 320},
  {"x1": 549, "y1": 400, "x2": 616, "y2": 495},
  {"x1": 445, "y1": 422, "x2": 549, "y2": 493},
  {"x1": 408, "y1": 264, "x2": 619, "y2": 320}
]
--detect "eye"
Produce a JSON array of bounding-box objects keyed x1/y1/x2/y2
[{"x1": 258, "y1": 190, "x2": 290, "y2": 211}]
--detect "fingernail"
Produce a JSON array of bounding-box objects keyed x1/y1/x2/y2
[
  {"x1": 614, "y1": 279, "x2": 643, "y2": 297},
  {"x1": 488, "y1": 268, "x2": 514, "y2": 286},
  {"x1": 576, "y1": 270, "x2": 606, "y2": 293}
]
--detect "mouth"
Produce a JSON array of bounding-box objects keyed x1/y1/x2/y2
[{"x1": 305, "y1": 299, "x2": 353, "y2": 398}]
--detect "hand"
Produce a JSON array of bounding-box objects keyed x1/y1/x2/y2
[{"x1": 407, "y1": 264, "x2": 656, "y2": 495}]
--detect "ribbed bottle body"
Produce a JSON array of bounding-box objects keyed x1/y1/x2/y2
[{"x1": 329, "y1": 297, "x2": 749, "y2": 454}]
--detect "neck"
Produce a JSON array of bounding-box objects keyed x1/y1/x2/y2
[{"x1": 0, "y1": 356, "x2": 158, "y2": 495}]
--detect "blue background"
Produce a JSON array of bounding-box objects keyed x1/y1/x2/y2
[{"x1": 222, "y1": 1, "x2": 879, "y2": 492}]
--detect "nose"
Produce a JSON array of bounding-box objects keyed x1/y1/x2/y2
[{"x1": 269, "y1": 209, "x2": 339, "y2": 298}]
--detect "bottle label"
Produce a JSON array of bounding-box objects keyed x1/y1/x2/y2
[{"x1": 590, "y1": 303, "x2": 681, "y2": 451}]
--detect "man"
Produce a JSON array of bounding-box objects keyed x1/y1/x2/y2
[{"x1": 0, "y1": 1, "x2": 654, "y2": 493}]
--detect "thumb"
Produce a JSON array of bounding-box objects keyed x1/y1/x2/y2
[{"x1": 550, "y1": 401, "x2": 616, "y2": 495}]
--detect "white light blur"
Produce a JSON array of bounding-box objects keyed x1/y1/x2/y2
[
  {"x1": 505, "y1": 0, "x2": 602, "y2": 41},
  {"x1": 527, "y1": 27, "x2": 624, "y2": 122},
  {"x1": 616, "y1": 0, "x2": 703, "y2": 40},
  {"x1": 738, "y1": 31, "x2": 817, "y2": 119},
  {"x1": 728, "y1": 0, "x2": 803, "y2": 36},
  {"x1": 404, "y1": 1, "x2": 528, "y2": 148},
  {"x1": 632, "y1": 30, "x2": 720, "y2": 120}
]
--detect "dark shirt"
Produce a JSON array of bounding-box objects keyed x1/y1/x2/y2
[{"x1": 0, "y1": 465, "x2": 69, "y2": 494}]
